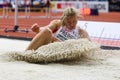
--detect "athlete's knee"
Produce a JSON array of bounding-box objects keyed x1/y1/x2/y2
[{"x1": 42, "y1": 28, "x2": 52, "y2": 36}]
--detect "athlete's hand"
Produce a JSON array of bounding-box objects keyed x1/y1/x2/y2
[{"x1": 31, "y1": 23, "x2": 39, "y2": 33}]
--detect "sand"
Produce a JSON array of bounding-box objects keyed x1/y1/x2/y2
[{"x1": 0, "y1": 38, "x2": 120, "y2": 80}]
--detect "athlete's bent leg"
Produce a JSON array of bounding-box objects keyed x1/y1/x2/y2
[{"x1": 26, "y1": 28, "x2": 53, "y2": 50}]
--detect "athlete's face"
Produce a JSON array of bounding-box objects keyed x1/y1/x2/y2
[{"x1": 65, "y1": 15, "x2": 78, "y2": 30}]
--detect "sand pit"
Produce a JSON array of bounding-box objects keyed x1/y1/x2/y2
[{"x1": 0, "y1": 38, "x2": 120, "y2": 80}]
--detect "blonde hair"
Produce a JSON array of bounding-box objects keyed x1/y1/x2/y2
[{"x1": 61, "y1": 7, "x2": 81, "y2": 26}]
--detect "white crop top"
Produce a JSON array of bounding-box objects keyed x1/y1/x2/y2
[{"x1": 53, "y1": 26, "x2": 79, "y2": 41}]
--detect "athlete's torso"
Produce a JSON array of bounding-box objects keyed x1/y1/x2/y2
[{"x1": 53, "y1": 26, "x2": 79, "y2": 41}]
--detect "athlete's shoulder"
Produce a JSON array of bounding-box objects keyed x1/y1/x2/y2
[
  {"x1": 50, "y1": 19, "x2": 61, "y2": 24},
  {"x1": 50, "y1": 19, "x2": 62, "y2": 27}
]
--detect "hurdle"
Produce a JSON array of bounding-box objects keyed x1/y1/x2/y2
[
  {"x1": 28, "y1": 7, "x2": 48, "y2": 18},
  {"x1": 4, "y1": 0, "x2": 29, "y2": 33},
  {"x1": 0, "y1": 8, "x2": 3, "y2": 18}
]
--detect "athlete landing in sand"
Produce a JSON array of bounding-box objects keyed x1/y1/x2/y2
[{"x1": 26, "y1": 7, "x2": 91, "y2": 50}]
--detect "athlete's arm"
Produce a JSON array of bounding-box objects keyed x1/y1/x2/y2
[
  {"x1": 78, "y1": 28, "x2": 91, "y2": 41},
  {"x1": 31, "y1": 20, "x2": 61, "y2": 34},
  {"x1": 47, "y1": 20, "x2": 62, "y2": 33}
]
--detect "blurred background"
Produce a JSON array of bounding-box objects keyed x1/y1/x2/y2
[
  {"x1": 0, "y1": 0, "x2": 120, "y2": 18},
  {"x1": 0, "y1": 0, "x2": 120, "y2": 12}
]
